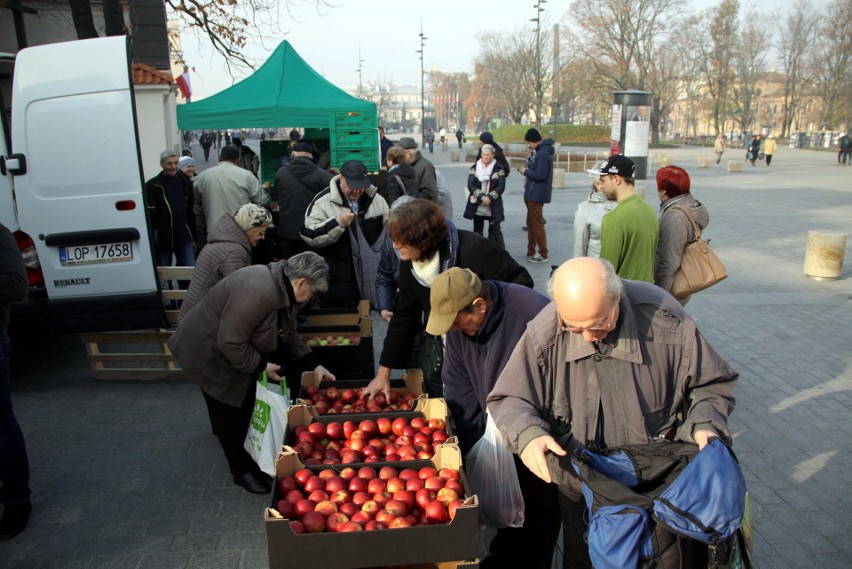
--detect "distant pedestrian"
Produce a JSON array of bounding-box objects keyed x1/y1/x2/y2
[
  {"x1": 747, "y1": 135, "x2": 761, "y2": 166},
  {"x1": 518, "y1": 128, "x2": 554, "y2": 263},
  {"x1": 455, "y1": 128, "x2": 464, "y2": 148},
  {"x1": 763, "y1": 135, "x2": 777, "y2": 166},
  {"x1": 597, "y1": 155, "x2": 659, "y2": 282},
  {"x1": 216, "y1": 131, "x2": 223, "y2": 148},
  {"x1": 426, "y1": 129, "x2": 435, "y2": 154},
  {"x1": 200, "y1": 132, "x2": 213, "y2": 162},
  {"x1": 465, "y1": 144, "x2": 505, "y2": 249},
  {"x1": 379, "y1": 127, "x2": 394, "y2": 167},
  {"x1": 837, "y1": 131, "x2": 850, "y2": 166},
  {"x1": 0, "y1": 222, "x2": 31, "y2": 540},
  {"x1": 714, "y1": 134, "x2": 726, "y2": 165},
  {"x1": 439, "y1": 127, "x2": 447, "y2": 144}
]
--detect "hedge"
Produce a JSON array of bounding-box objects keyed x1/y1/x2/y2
[{"x1": 491, "y1": 124, "x2": 610, "y2": 144}]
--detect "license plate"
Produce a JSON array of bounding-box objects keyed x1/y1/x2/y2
[{"x1": 59, "y1": 242, "x2": 133, "y2": 266}]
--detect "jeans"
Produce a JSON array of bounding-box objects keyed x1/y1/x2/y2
[
  {"x1": 472, "y1": 216, "x2": 505, "y2": 250},
  {"x1": 0, "y1": 332, "x2": 31, "y2": 507},
  {"x1": 525, "y1": 199, "x2": 548, "y2": 258}
]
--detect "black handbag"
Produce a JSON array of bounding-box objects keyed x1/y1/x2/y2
[{"x1": 416, "y1": 333, "x2": 445, "y2": 398}]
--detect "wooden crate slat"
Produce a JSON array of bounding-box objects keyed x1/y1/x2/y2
[
  {"x1": 91, "y1": 368, "x2": 185, "y2": 381},
  {"x1": 161, "y1": 290, "x2": 187, "y2": 301},
  {"x1": 80, "y1": 331, "x2": 174, "y2": 344},
  {"x1": 86, "y1": 353, "x2": 177, "y2": 363},
  {"x1": 157, "y1": 266, "x2": 195, "y2": 280}
]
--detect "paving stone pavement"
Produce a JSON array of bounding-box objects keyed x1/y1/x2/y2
[{"x1": 1, "y1": 140, "x2": 849, "y2": 568}]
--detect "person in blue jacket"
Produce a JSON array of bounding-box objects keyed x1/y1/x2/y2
[{"x1": 518, "y1": 129, "x2": 554, "y2": 263}]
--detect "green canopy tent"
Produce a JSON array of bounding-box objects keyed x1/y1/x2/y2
[{"x1": 176, "y1": 40, "x2": 376, "y2": 130}]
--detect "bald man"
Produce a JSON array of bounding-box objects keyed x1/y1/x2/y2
[{"x1": 487, "y1": 257, "x2": 738, "y2": 569}]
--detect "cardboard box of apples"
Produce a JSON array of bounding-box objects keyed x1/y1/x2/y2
[
  {"x1": 296, "y1": 370, "x2": 426, "y2": 414},
  {"x1": 286, "y1": 399, "x2": 455, "y2": 466},
  {"x1": 296, "y1": 306, "x2": 374, "y2": 380},
  {"x1": 265, "y1": 443, "x2": 479, "y2": 569}
]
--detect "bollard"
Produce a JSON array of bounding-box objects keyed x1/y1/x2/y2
[
  {"x1": 727, "y1": 161, "x2": 744, "y2": 172},
  {"x1": 450, "y1": 149, "x2": 460, "y2": 162},
  {"x1": 552, "y1": 168, "x2": 566, "y2": 189},
  {"x1": 803, "y1": 230, "x2": 847, "y2": 280},
  {"x1": 441, "y1": 142, "x2": 448, "y2": 152},
  {"x1": 698, "y1": 157, "x2": 712, "y2": 168}
]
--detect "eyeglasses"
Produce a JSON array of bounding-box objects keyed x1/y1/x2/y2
[{"x1": 558, "y1": 305, "x2": 617, "y2": 335}]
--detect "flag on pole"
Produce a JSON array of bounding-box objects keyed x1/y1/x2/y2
[{"x1": 176, "y1": 69, "x2": 192, "y2": 101}]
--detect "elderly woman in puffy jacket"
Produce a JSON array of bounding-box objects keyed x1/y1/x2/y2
[
  {"x1": 464, "y1": 144, "x2": 506, "y2": 249},
  {"x1": 180, "y1": 204, "x2": 272, "y2": 318},
  {"x1": 654, "y1": 166, "x2": 709, "y2": 305},
  {"x1": 168, "y1": 252, "x2": 334, "y2": 495}
]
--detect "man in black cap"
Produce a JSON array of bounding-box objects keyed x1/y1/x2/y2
[
  {"x1": 398, "y1": 137, "x2": 438, "y2": 201},
  {"x1": 272, "y1": 142, "x2": 334, "y2": 259},
  {"x1": 518, "y1": 128, "x2": 554, "y2": 263},
  {"x1": 596, "y1": 155, "x2": 658, "y2": 282},
  {"x1": 301, "y1": 160, "x2": 388, "y2": 307},
  {"x1": 231, "y1": 136, "x2": 259, "y2": 177}
]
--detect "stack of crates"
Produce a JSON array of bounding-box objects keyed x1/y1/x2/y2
[{"x1": 329, "y1": 110, "x2": 380, "y2": 172}]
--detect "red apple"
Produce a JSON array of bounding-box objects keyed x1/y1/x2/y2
[
  {"x1": 277, "y1": 476, "x2": 297, "y2": 495},
  {"x1": 314, "y1": 400, "x2": 330, "y2": 414},
  {"x1": 349, "y1": 511, "x2": 372, "y2": 527},
  {"x1": 402, "y1": 426, "x2": 417, "y2": 438},
  {"x1": 418, "y1": 467, "x2": 438, "y2": 480},
  {"x1": 294, "y1": 499, "x2": 315, "y2": 517},
  {"x1": 432, "y1": 431, "x2": 449, "y2": 444},
  {"x1": 357, "y1": 467, "x2": 377, "y2": 480},
  {"x1": 339, "y1": 502, "x2": 359, "y2": 518},
  {"x1": 330, "y1": 490, "x2": 351, "y2": 505},
  {"x1": 358, "y1": 420, "x2": 378, "y2": 437},
  {"x1": 285, "y1": 489, "x2": 304, "y2": 505},
  {"x1": 289, "y1": 520, "x2": 305, "y2": 534},
  {"x1": 436, "y1": 487, "x2": 460, "y2": 506},
  {"x1": 317, "y1": 469, "x2": 337, "y2": 481},
  {"x1": 304, "y1": 476, "x2": 324, "y2": 493},
  {"x1": 275, "y1": 500, "x2": 294, "y2": 519},
  {"x1": 367, "y1": 478, "x2": 386, "y2": 494},
  {"x1": 416, "y1": 450, "x2": 434, "y2": 460},
  {"x1": 372, "y1": 492, "x2": 392, "y2": 507},
  {"x1": 375, "y1": 509, "x2": 397, "y2": 524},
  {"x1": 314, "y1": 500, "x2": 338, "y2": 517},
  {"x1": 425, "y1": 500, "x2": 449, "y2": 524},
  {"x1": 410, "y1": 417, "x2": 427, "y2": 430},
  {"x1": 351, "y1": 491, "x2": 371, "y2": 506},
  {"x1": 361, "y1": 500, "x2": 381, "y2": 514},
  {"x1": 428, "y1": 418, "x2": 445, "y2": 431},
  {"x1": 415, "y1": 488, "x2": 437, "y2": 510},
  {"x1": 392, "y1": 417, "x2": 407, "y2": 437},
  {"x1": 325, "y1": 387, "x2": 339, "y2": 401},
  {"x1": 385, "y1": 477, "x2": 405, "y2": 494},
  {"x1": 448, "y1": 498, "x2": 464, "y2": 520},
  {"x1": 326, "y1": 422, "x2": 344, "y2": 440},
  {"x1": 301, "y1": 511, "x2": 326, "y2": 533},
  {"x1": 384, "y1": 499, "x2": 407, "y2": 517},
  {"x1": 343, "y1": 421, "x2": 358, "y2": 439},
  {"x1": 439, "y1": 468, "x2": 460, "y2": 481},
  {"x1": 445, "y1": 479, "x2": 464, "y2": 494},
  {"x1": 389, "y1": 517, "x2": 412, "y2": 529},
  {"x1": 338, "y1": 521, "x2": 364, "y2": 532},
  {"x1": 392, "y1": 490, "x2": 415, "y2": 511},
  {"x1": 308, "y1": 422, "x2": 326, "y2": 440},
  {"x1": 399, "y1": 468, "x2": 419, "y2": 480},
  {"x1": 325, "y1": 476, "x2": 345, "y2": 493},
  {"x1": 348, "y1": 477, "x2": 367, "y2": 493},
  {"x1": 364, "y1": 520, "x2": 387, "y2": 531},
  {"x1": 294, "y1": 468, "x2": 313, "y2": 486},
  {"x1": 405, "y1": 478, "x2": 424, "y2": 492},
  {"x1": 341, "y1": 388, "x2": 357, "y2": 403},
  {"x1": 376, "y1": 417, "x2": 393, "y2": 435},
  {"x1": 339, "y1": 467, "x2": 357, "y2": 480},
  {"x1": 424, "y1": 476, "x2": 444, "y2": 491},
  {"x1": 307, "y1": 490, "x2": 329, "y2": 504},
  {"x1": 304, "y1": 386, "x2": 319, "y2": 397},
  {"x1": 326, "y1": 512, "x2": 349, "y2": 532}
]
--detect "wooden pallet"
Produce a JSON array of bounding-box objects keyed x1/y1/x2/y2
[{"x1": 79, "y1": 266, "x2": 193, "y2": 380}]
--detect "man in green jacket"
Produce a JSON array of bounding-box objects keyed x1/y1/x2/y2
[{"x1": 598, "y1": 155, "x2": 658, "y2": 283}]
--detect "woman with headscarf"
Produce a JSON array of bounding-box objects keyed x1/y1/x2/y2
[
  {"x1": 168, "y1": 252, "x2": 334, "y2": 494},
  {"x1": 180, "y1": 204, "x2": 272, "y2": 318},
  {"x1": 464, "y1": 144, "x2": 506, "y2": 249}
]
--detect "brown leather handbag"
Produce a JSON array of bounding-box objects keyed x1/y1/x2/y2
[{"x1": 670, "y1": 206, "x2": 727, "y2": 299}]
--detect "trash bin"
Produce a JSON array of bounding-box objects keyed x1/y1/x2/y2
[{"x1": 803, "y1": 230, "x2": 847, "y2": 280}]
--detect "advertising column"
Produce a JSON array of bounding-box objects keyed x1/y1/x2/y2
[{"x1": 612, "y1": 90, "x2": 653, "y2": 180}]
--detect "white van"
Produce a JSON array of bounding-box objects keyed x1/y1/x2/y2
[{"x1": 1, "y1": 36, "x2": 166, "y2": 341}]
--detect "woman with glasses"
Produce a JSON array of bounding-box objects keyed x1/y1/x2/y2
[{"x1": 180, "y1": 204, "x2": 272, "y2": 318}]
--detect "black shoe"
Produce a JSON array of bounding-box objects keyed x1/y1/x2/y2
[
  {"x1": 233, "y1": 472, "x2": 272, "y2": 494},
  {"x1": 0, "y1": 501, "x2": 32, "y2": 540}
]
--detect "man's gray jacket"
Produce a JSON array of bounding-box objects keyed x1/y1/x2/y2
[{"x1": 486, "y1": 279, "x2": 737, "y2": 494}]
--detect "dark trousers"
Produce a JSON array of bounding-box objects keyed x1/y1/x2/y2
[
  {"x1": 281, "y1": 238, "x2": 310, "y2": 260},
  {"x1": 558, "y1": 491, "x2": 593, "y2": 569},
  {"x1": 472, "y1": 216, "x2": 505, "y2": 250},
  {"x1": 202, "y1": 145, "x2": 211, "y2": 161},
  {"x1": 202, "y1": 384, "x2": 259, "y2": 477},
  {"x1": 482, "y1": 454, "x2": 561, "y2": 569},
  {"x1": 0, "y1": 332, "x2": 30, "y2": 507},
  {"x1": 525, "y1": 199, "x2": 548, "y2": 258},
  {"x1": 765, "y1": 154, "x2": 773, "y2": 165}
]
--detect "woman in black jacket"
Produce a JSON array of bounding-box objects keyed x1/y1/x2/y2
[
  {"x1": 363, "y1": 199, "x2": 533, "y2": 398},
  {"x1": 382, "y1": 146, "x2": 420, "y2": 205}
]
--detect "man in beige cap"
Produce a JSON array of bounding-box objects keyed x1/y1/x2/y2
[{"x1": 427, "y1": 267, "x2": 558, "y2": 569}]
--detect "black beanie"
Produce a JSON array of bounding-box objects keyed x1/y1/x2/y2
[{"x1": 525, "y1": 128, "x2": 542, "y2": 142}]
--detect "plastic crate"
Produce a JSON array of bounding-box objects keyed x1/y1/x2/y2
[
  {"x1": 330, "y1": 129, "x2": 379, "y2": 149},
  {"x1": 331, "y1": 147, "x2": 380, "y2": 171},
  {"x1": 330, "y1": 111, "x2": 378, "y2": 130}
]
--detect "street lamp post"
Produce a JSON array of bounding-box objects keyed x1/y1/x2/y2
[
  {"x1": 418, "y1": 23, "x2": 427, "y2": 137},
  {"x1": 531, "y1": 0, "x2": 546, "y2": 125}
]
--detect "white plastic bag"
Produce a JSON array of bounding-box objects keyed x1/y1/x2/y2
[
  {"x1": 244, "y1": 372, "x2": 290, "y2": 476},
  {"x1": 465, "y1": 413, "x2": 525, "y2": 528}
]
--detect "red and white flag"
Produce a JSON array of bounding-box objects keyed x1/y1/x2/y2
[{"x1": 176, "y1": 69, "x2": 192, "y2": 101}]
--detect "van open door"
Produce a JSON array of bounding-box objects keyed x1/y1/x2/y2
[{"x1": 10, "y1": 36, "x2": 165, "y2": 333}]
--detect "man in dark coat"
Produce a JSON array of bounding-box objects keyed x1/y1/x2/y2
[
  {"x1": 379, "y1": 126, "x2": 394, "y2": 167},
  {"x1": 145, "y1": 150, "x2": 197, "y2": 268},
  {"x1": 199, "y1": 132, "x2": 213, "y2": 162},
  {"x1": 398, "y1": 137, "x2": 438, "y2": 201},
  {"x1": 272, "y1": 142, "x2": 333, "y2": 259}
]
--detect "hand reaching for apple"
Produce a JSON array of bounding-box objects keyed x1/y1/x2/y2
[
  {"x1": 314, "y1": 365, "x2": 336, "y2": 382},
  {"x1": 364, "y1": 366, "x2": 393, "y2": 402}
]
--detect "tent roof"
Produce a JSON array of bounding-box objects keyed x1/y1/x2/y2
[{"x1": 176, "y1": 41, "x2": 375, "y2": 130}]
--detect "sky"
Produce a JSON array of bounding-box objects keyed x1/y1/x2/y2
[{"x1": 178, "y1": 0, "x2": 831, "y2": 101}]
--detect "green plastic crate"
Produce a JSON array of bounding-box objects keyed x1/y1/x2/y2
[
  {"x1": 331, "y1": 147, "x2": 380, "y2": 172},
  {"x1": 330, "y1": 111, "x2": 378, "y2": 130},
  {"x1": 330, "y1": 129, "x2": 379, "y2": 149}
]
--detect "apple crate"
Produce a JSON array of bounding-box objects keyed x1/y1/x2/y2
[
  {"x1": 286, "y1": 398, "x2": 455, "y2": 466},
  {"x1": 296, "y1": 369, "x2": 425, "y2": 413},
  {"x1": 265, "y1": 444, "x2": 479, "y2": 569},
  {"x1": 298, "y1": 316, "x2": 374, "y2": 381}
]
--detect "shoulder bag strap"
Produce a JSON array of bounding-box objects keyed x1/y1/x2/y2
[
  {"x1": 668, "y1": 205, "x2": 702, "y2": 240},
  {"x1": 393, "y1": 174, "x2": 407, "y2": 196}
]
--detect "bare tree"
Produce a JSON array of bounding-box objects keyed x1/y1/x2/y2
[
  {"x1": 469, "y1": 33, "x2": 536, "y2": 124},
  {"x1": 731, "y1": 13, "x2": 771, "y2": 134},
  {"x1": 811, "y1": 0, "x2": 852, "y2": 130},
  {"x1": 696, "y1": 0, "x2": 740, "y2": 135},
  {"x1": 569, "y1": 0, "x2": 682, "y2": 141},
  {"x1": 778, "y1": 0, "x2": 819, "y2": 137}
]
